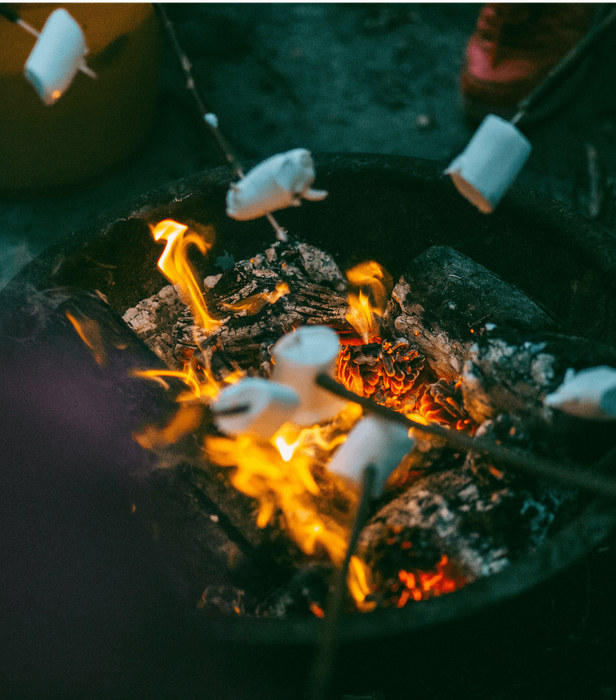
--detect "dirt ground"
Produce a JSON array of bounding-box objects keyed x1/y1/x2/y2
[
  {"x1": 1, "y1": 4, "x2": 616, "y2": 699},
  {"x1": 2, "y1": 3, "x2": 616, "y2": 285}
]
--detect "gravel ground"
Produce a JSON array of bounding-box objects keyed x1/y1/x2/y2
[{"x1": 1, "y1": 4, "x2": 616, "y2": 699}]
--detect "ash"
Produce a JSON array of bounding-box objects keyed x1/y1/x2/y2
[{"x1": 123, "y1": 239, "x2": 594, "y2": 616}]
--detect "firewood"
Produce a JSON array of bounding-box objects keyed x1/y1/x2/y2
[
  {"x1": 461, "y1": 326, "x2": 616, "y2": 463},
  {"x1": 357, "y1": 415, "x2": 578, "y2": 609},
  {"x1": 383, "y1": 245, "x2": 557, "y2": 381}
]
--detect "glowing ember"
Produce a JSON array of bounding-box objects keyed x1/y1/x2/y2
[
  {"x1": 396, "y1": 555, "x2": 465, "y2": 605},
  {"x1": 220, "y1": 282, "x2": 290, "y2": 314}
]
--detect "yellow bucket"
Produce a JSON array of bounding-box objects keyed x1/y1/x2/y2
[{"x1": 0, "y1": 3, "x2": 161, "y2": 196}]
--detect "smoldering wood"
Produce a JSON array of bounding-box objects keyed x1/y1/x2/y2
[
  {"x1": 186, "y1": 242, "x2": 350, "y2": 372},
  {"x1": 461, "y1": 326, "x2": 616, "y2": 463},
  {"x1": 383, "y1": 245, "x2": 557, "y2": 381},
  {"x1": 358, "y1": 417, "x2": 579, "y2": 608},
  {"x1": 122, "y1": 240, "x2": 351, "y2": 373}
]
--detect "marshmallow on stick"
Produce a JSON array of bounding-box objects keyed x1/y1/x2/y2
[
  {"x1": 445, "y1": 115, "x2": 532, "y2": 214},
  {"x1": 24, "y1": 8, "x2": 96, "y2": 106},
  {"x1": 271, "y1": 325, "x2": 347, "y2": 427},
  {"x1": 544, "y1": 366, "x2": 616, "y2": 420},
  {"x1": 327, "y1": 415, "x2": 415, "y2": 495},
  {"x1": 213, "y1": 377, "x2": 300, "y2": 439},
  {"x1": 226, "y1": 149, "x2": 328, "y2": 221}
]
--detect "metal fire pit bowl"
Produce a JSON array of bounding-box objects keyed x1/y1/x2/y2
[{"x1": 3, "y1": 154, "x2": 616, "y2": 697}]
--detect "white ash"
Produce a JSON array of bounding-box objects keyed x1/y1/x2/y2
[
  {"x1": 383, "y1": 246, "x2": 556, "y2": 382},
  {"x1": 296, "y1": 242, "x2": 347, "y2": 292},
  {"x1": 122, "y1": 284, "x2": 184, "y2": 366}
]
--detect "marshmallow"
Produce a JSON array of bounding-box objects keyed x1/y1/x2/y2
[
  {"x1": 446, "y1": 115, "x2": 532, "y2": 214},
  {"x1": 226, "y1": 148, "x2": 328, "y2": 220},
  {"x1": 544, "y1": 366, "x2": 616, "y2": 421},
  {"x1": 327, "y1": 415, "x2": 415, "y2": 495},
  {"x1": 24, "y1": 9, "x2": 90, "y2": 106},
  {"x1": 213, "y1": 377, "x2": 300, "y2": 438},
  {"x1": 272, "y1": 325, "x2": 346, "y2": 427}
]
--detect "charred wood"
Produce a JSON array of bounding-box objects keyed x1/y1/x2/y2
[
  {"x1": 461, "y1": 326, "x2": 616, "y2": 463},
  {"x1": 383, "y1": 245, "x2": 557, "y2": 381},
  {"x1": 358, "y1": 416, "x2": 578, "y2": 608}
]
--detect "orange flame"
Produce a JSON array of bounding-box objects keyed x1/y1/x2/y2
[
  {"x1": 151, "y1": 219, "x2": 219, "y2": 334},
  {"x1": 65, "y1": 311, "x2": 107, "y2": 367},
  {"x1": 345, "y1": 261, "x2": 392, "y2": 343},
  {"x1": 220, "y1": 282, "x2": 290, "y2": 315},
  {"x1": 133, "y1": 403, "x2": 204, "y2": 450}
]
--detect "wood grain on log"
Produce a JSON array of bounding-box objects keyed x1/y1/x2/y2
[{"x1": 383, "y1": 245, "x2": 557, "y2": 381}]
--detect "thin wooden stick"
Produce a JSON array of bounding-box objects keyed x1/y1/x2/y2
[
  {"x1": 309, "y1": 465, "x2": 376, "y2": 700},
  {"x1": 512, "y1": 6, "x2": 616, "y2": 126},
  {"x1": 153, "y1": 3, "x2": 288, "y2": 241},
  {"x1": 316, "y1": 373, "x2": 616, "y2": 501}
]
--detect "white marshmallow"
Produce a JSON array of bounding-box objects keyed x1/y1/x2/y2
[
  {"x1": 24, "y1": 8, "x2": 90, "y2": 106},
  {"x1": 226, "y1": 148, "x2": 328, "y2": 221},
  {"x1": 544, "y1": 366, "x2": 616, "y2": 420},
  {"x1": 327, "y1": 415, "x2": 415, "y2": 495},
  {"x1": 213, "y1": 377, "x2": 300, "y2": 439},
  {"x1": 272, "y1": 325, "x2": 346, "y2": 427},
  {"x1": 445, "y1": 115, "x2": 532, "y2": 214}
]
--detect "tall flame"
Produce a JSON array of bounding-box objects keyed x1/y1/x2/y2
[
  {"x1": 151, "y1": 219, "x2": 220, "y2": 333},
  {"x1": 345, "y1": 261, "x2": 392, "y2": 343},
  {"x1": 204, "y1": 404, "x2": 377, "y2": 612}
]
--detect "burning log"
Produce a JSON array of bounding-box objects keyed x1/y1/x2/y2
[
  {"x1": 358, "y1": 415, "x2": 579, "y2": 609},
  {"x1": 383, "y1": 245, "x2": 557, "y2": 381},
  {"x1": 122, "y1": 283, "x2": 185, "y2": 366},
  {"x1": 163, "y1": 240, "x2": 349, "y2": 373},
  {"x1": 461, "y1": 326, "x2": 616, "y2": 462}
]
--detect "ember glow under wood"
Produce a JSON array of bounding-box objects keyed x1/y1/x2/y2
[{"x1": 384, "y1": 245, "x2": 556, "y2": 380}]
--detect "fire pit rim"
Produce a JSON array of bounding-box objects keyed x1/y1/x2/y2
[{"x1": 4, "y1": 152, "x2": 616, "y2": 646}]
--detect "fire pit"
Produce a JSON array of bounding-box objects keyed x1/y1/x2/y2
[{"x1": 2, "y1": 153, "x2": 616, "y2": 698}]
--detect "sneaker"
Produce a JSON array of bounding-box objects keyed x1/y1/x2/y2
[{"x1": 460, "y1": 3, "x2": 594, "y2": 123}]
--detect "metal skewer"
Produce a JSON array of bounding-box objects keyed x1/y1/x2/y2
[
  {"x1": 512, "y1": 5, "x2": 616, "y2": 126},
  {"x1": 153, "y1": 2, "x2": 289, "y2": 242}
]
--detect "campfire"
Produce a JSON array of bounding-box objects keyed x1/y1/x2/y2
[{"x1": 106, "y1": 204, "x2": 615, "y2": 620}]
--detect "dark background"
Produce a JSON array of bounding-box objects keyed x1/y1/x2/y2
[{"x1": 1, "y1": 4, "x2": 616, "y2": 699}]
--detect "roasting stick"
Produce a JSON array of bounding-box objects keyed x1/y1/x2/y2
[
  {"x1": 316, "y1": 373, "x2": 616, "y2": 501},
  {"x1": 511, "y1": 5, "x2": 616, "y2": 126},
  {"x1": 153, "y1": 3, "x2": 288, "y2": 242},
  {"x1": 309, "y1": 464, "x2": 377, "y2": 700},
  {"x1": 0, "y1": 4, "x2": 97, "y2": 79}
]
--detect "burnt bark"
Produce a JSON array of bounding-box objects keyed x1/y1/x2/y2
[
  {"x1": 358, "y1": 417, "x2": 579, "y2": 608},
  {"x1": 383, "y1": 245, "x2": 557, "y2": 381},
  {"x1": 461, "y1": 326, "x2": 616, "y2": 463}
]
